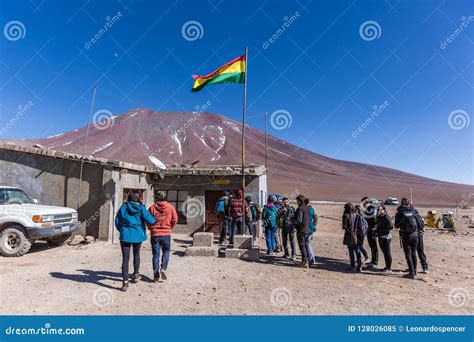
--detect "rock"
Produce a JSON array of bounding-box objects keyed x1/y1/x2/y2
[
  {"x1": 85, "y1": 235, "x2": 95, "y2": 244},
  {"x1": 68, "y1": 235, "x2": 84, "y2": 246},
  {"x1": 186, "y1": 246, "x2": 218, "y2": 257}
]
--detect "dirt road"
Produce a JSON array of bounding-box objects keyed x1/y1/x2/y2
[{"x1": 1, "y1": 204, "x2": 473, "y2": 315}]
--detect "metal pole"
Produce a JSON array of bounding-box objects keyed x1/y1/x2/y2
[
  {"x1": 77, "y1": 85, "x2": 97, "y2": 210},
  {"x1": 409, "y1": 187, "x2": 413, "y2": 205},
  {"x1": 264, "y1": 111, "x2": 268, "y2": 172},
  {"x1": 241, "y1": 48, "x2": 248, "y2": 233}
]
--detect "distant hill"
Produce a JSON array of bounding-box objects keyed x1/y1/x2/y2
[{"x1": 8, "y1": 108, "x2": 472, "y2": 205}]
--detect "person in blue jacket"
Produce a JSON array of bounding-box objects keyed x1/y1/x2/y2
[
  {"x1": 115, "y1": 192, "x2": 156, "y2": 291},
  {"x1": 304, "y1": 198, "x2": 317, "y2": 266},
  {"x1": 262, "y1": 195, "x2": 278, "y2": 255}
]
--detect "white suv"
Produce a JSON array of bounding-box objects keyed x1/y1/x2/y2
[{"x1": 0, "y1": 186, "x2": 80, "y2": 257}]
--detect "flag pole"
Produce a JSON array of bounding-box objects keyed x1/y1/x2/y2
[
  {"x1": 241, "y1": 47, "x2": 248, "y2": 234},
  {"x1": 78, "y1": 85, "x2": 97, "y2": 210},
  {"x1": 264, "y1": 111, "x2": 268, "y2": 172}
]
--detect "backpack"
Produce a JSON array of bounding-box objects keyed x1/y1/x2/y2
[
  {"x1": 245, "y1": 203, "x2": 254, "y2": 221},
  {"x1": 254, "y1": 204, "x2": 263, "y2": 220},
  {"x1": 215, "y1": 199, "x2": 225, "y2": 214},
  {"x1": 357, "y1": 214, "x2": 368, "y2": 237},
  {"x1": 399, "y1": 209, "x2": 418, "y2": 234},
  {"x1": 414, "y1": 212, "x2": 424, "y2": 231}
]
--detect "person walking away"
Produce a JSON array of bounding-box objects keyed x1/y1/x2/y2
[
  {"x1": 147, "y1": 191, "x2": 178, "y2": 282},
  {"x1": 411, "y1": 203, "x2": 429, "y2": 274},
  {"x1": 304, "y1": 198, "x2": 317, "y2": 266},
  {"x1": 277, "y1": 197, "x2": 297, "y2": 260},
  {"x1": 361, "y1": 197, "x2": 379, "y2": 269},
  {"x1": 228, "y1": 190, "x2": 246, "y2": 245},
  {"x1": 354, "y1": 205, "x2": 370, "y2": 263},
  {"x1": 215, "y1": 191, "x2": 231, "y2": 244},
  {"x1": 115, "y1": 193, "x2": 156, "y2": 291},
  {"x1": 262, "y1": 196, "x2": 278, "y2": 255},
  {"x1": 294, "y1": 195, "x2": 310, "y2": 268},
  {"x1": 244, "y1": 196, "x2": 258, "y2": 241},
  {"x1": 273, "y1": 198, "x2": 283, "y2": 253},
  {"x1": 375, "y1": 205, "x2": 393, "y2": 273},
  {"x1": 395, "y1": 198, "x2": 419, "y2": 279},
  {"x1": 342, "y1": 203, "x2": 362, "y2": 272}
]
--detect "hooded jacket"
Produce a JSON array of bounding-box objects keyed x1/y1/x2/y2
[
  {"x1": 262, "y1": 203, "x2": 278, "y2": 227},
  {"x1": 229, "y1": 197, "x2": 246, "y2": 218},
  {"x1": 147, "y1": 201, "x2": 178, "y2": 237},
  {"x1": 115, "y1": 201, "x2": 156, "y2": 243}
]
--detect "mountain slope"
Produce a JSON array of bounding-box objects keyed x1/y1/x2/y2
[{"x1": 10, "y1": 108, "x2": 472, "y2": 205}]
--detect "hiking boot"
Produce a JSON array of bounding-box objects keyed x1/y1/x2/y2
[
  {"x1": 422, "y1": 267, "x2": 429, "y2": 274},
  {"x1": 403, "y1": 273, "x2": 416, "y2": 280},
  {"x1": 366, "y1": 263, "x2": 375, "y2": 269},
  {"x1": 382, "y1": 269, "x2": 392, "y2": 274},
  {"x1": 131, "y1": 273, "x2": 142, "y2": 283},
  {"x1": 298, "y1": 261, "x2": 309, "y2": 269},
  {"x1": 153, "y1": 274, "x2": 160, "y2": 283},
  {"x1": 291, "y1": 255, "x2": 297, "y2": 261},
  {"x1": 283, "y1": 254, "x2": 290, "y2": 259},
  {"x1": 120, "y1": 281, "x2": 129, "y2": 292},
  {"x1": 160, "y1": 270, "x2": 168, "y2": 281}
]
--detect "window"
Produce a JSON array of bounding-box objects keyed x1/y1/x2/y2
[
  {"x1": 0, "y1": 188, "x2": 35, "y2": 205},
  {"x1": 155, "y1": 190, "x2": 188, "y2": 224}
]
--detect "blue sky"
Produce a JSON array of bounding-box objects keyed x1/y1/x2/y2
[{"x1": 0, "y1": 0, "x2": 472, "y2": 184}]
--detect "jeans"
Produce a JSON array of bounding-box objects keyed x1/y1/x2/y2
[
  {"x1": 151, "y1": 236, "x2": 171, "y2": 275},
  {"x1": 219, "y1": 216, "x2": 232, "y2": 243},
  {"x1": 417, "y1": 233, "x2": 428, "y2": 270},
  {"x1": 401, "y1": 232, "x2": 419, "y2": 276},
  {"x1": 358, "y1": 242, "x2": 369, "y2": 260},
  {"x1": 367, "y1": 230, "x2": 379, "y2": 265},
  {"x1": 282, "y1": 227, "x2": 296, "y2": 257},
  {"x1": 347, "y1": 244, "x2": 362, "y2": 267},
  {"x1": 229, "y1": 217, "x2": 243, "y2": 244},
  {"x1": 120, "y1": 241, "x2": 142, "y2": 281},
  {"x1": 378, "y1": 237, "x2": 392, "y2": 270},
  {"x1": 246, "y1": 221, "x2": 257, "y2": 238},
  {"x1": 305, "y1": 233, "x2": 315, "y2": 264},
  {"x1": 297, "y1": 229, "x2": 308, "y2": 262},
  {"x1": 265, "y1": 225, "x2": 277, "y2": 253}
]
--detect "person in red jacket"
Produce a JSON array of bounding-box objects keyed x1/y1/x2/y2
[
  {"x1": 227, "y1": 189, "x2": 247, "y2": 245},
  {"x1": 147, "y1": 191, "x2": 178, "y2": 282}
]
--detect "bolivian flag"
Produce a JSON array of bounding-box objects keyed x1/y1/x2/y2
[{"x1": 191, "y1": 55, "x2": 246, "y2": 92}]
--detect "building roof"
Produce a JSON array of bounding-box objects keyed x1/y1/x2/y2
[{"x1": 0, "y1": 142, "x2": 266, "y2": 176}]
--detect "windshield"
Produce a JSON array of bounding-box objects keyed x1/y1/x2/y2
[{"x1": 0, "y1": 188, "x2": 35, "y2": 204}]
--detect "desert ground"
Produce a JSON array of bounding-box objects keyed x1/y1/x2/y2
[{"x1": 1, "y1": 203, "x2": 473, "y2": 315}]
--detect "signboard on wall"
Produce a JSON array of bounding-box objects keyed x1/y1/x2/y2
[{"x1": 213, "y1": 179, "x2": 230, "y2": 185}]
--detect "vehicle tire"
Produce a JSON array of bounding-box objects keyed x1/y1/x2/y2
[
  {"x1": 0, "y1": 226, "x2": 32, "y2": 257},
  {"x1": 46, "y1": 233, "x2": 73, "y2": 246}
]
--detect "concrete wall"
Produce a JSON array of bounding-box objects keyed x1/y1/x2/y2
[{"x1": 0, "y1": 149, "x2": 107, "y2": 238}]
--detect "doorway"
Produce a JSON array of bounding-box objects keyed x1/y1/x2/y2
[{"x1": 205, "y1": 190, "x2": 230, "y2": 234}]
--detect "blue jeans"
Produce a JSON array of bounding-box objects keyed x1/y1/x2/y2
[
  {"x1": 347, "y1": 244, "x2": 362, "y2": 267},
  {"x1": 151, "y1": 236, "x2": 171, "y2": 275},
  {"x1": 230, "y1": 217, "x2": 243, "y2": 244},
  {"x1": 265, "y1": 224, "x2": 277, "y2": 253},
  {"x1": 219, "y1": 216, "x2": 232, "y2": 243},
  {"x1": 305, "y1": 232, "x2": 315, "y2": 264}
]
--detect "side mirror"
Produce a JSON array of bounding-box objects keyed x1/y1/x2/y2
[{"x1": 32, "y1": 199, "x2": 39, "y2": 204}]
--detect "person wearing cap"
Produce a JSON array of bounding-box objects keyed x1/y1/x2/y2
[
  {"x1": 115, "y1": 192, "x2": 156, "y2": 291},
  {"x1": 244, "y1": 195, "x2": 258, "y2": 240},
  {"x1": 262, "y1": 195, "x2": 278, "y2": 255},
  {"x1": 228, "y1": 189, "x2": 247, "y2": 245},
  {"x1": 147, "y1": 191, "x2": 178, "y2": 282}
]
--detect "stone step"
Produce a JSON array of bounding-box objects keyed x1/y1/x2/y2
[
  {"x1": 192, "y1": 232, "x2": 214, "y2": 247},
  {"x1": 185, "y1": 246, "x2": 218, "y2": 257},
  {"x1": 233, "y1": 234, "x2": 253, "y2": 249},
  {"x1": 225, "y1": 247, "x2": 260, "y2": 261}
]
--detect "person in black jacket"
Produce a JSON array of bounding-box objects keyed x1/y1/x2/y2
[
  {"x1": 293, "y1": 195, "x2": 310, "y2": 268},
  {"x1": 395, "y1": 198, "x2": 419, "y2": 279},
  {"x1": 375, "y1": 205, "x2": 393, "y2": 273},
  {"x1": 342, "y1": 203, "x2": 362, "y2": 272},
  {"x1": 354, "y1": 205, "x2": 369, "y2": 263},
  {"x1": 361, "y1": 197, "x2": 379, "y2": 269}
]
